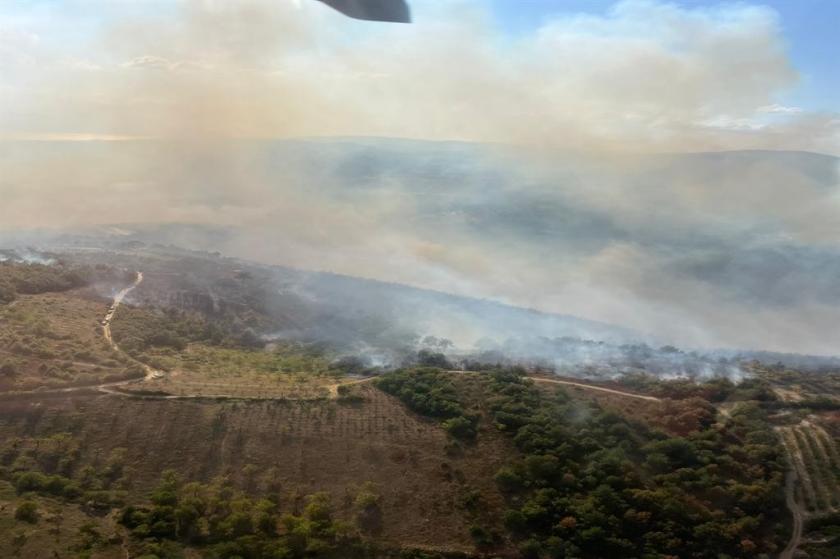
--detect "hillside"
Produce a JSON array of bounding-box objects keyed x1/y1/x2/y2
[
  {"x1": 0, "y1": 249, "x2": 839, "y2": 558},
  {"x1": 5, "y1": 361, "x2": 834, "y2": 558}
]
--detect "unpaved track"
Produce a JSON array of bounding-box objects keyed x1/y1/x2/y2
[
  {"x1": 779, "y1": 427, "x2": 820, "y2": 511},
  {"x1": 780, "y1": 469, "x2": 805, "y2": 559},
  {"x1": 102, "y1": 272, "x2": 142, "y2": 349},
  {"x1": 99, "y1": 271, "x2": 167, "y2": 385},
  {"x1": 531, "y1": 376, "x2": 662, "y2": 402},
  {"x1": 327, "y1": 375, "x2": 376, "y2": 398}
]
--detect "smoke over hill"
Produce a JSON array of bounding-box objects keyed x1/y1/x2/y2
[{"x1": 3, "y1": 139, "x2": 838, "y2": 356}]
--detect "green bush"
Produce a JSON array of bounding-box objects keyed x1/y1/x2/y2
[
  {"x1": 14, "y1": 500, "x2": 39, "y2": 523},
  {"x1": 376, "y1": 368, "x2": 478, "y2": 440}
]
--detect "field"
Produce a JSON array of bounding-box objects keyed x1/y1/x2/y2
[
  {"x1": 762, "y1": 367, "x2": 840, "y2": 404},
  {"x1": 119, "y1": 342, "x2": 345, "y2": 400},
  {"x1": 0, "y1": 383, "x2": 514, "y2": 555},
  {"x1": 753, "y1": 368, "x2": 840, "y2": 558},
  {"x1": 0, "y1": 291, "x2": 141, "y2": 393},
  {"x1": 777, "y1": 419, "x2": 840, "y2": 515},
  {"x1": 0, "y1": 482, "x2": 126, "y2": 559}
]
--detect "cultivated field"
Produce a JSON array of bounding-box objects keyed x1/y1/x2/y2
[
  {"x1": 0, "y1": 384, "x2": 514, "y2": 553},
  {"x1": 778, "y1": 419, "x2": 840, "y2": 515}
]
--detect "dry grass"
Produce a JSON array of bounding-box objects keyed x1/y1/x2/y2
[
  {"x1": 0, "y1": 291, "x2": 137, "y2": 392},
  {"x1": 0, "y1": 486, "x2": 126, "y2": 559},
  {"x1": 125, "y1": 343, "x2": 342, "y2": 399}
]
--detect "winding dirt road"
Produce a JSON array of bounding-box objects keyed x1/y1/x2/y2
[
  {"x1": 102, "y1": 271, "x2": 143, "y2": 348},
  {"x1": 99, "y1": 271, "x2": 167, "y2": 385}
]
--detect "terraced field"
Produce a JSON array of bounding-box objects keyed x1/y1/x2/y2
[{"x1": 778, "y1": 420, "x2": 840, "y2": 516}]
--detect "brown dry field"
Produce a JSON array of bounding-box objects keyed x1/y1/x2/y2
[
  {"x1": 0, "y1": 290, "x2": 139, "y2": 393},
  {"x1": 125, "y1": 370, "x2": 334, "y2": 400},
  {"x1": 0, "y1": 383, "x2": 515, "y2": 554}
]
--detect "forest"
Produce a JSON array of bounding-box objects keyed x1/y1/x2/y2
[{"x1": 377, "y1": 368, "x2": 789, "y2": 558}]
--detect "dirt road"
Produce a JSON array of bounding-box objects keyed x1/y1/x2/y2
[
  {"x1": 102, "y1": 271, "x2": 143, "y2": 348},
  {"x1": 99, "y1": 271, "x2": 166, "y2": 384},
  {"x1": 780, "y1": 469, "x2": 805, "y2": 559},
  {"x1": 531, "y1": 376, "x2": 662, "y2": 402},
  {"x1": 113, "y1": 369, "x2": 664, "y2": 402}
]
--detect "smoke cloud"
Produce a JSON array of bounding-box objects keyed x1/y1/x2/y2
[
  {"x1": 2, "y1": 0, "x2": 837, "y2": 149},
  {"x1": 1, "y1": 1, "x2": 840, "y2": 355}
]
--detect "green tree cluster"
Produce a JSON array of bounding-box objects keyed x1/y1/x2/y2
[
  {"x1": 120, "y1": 472, "x2": 373, "y2": 559},
  {"x1": 375, "y1": 368, "x2": 478, "y2": 440},
  {"x1": 482, "y1": 370, "x2": 786, "y2": 558}
]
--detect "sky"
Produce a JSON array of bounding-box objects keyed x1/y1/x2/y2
[
  {"x1": 1, "y1": 1, "x2": 840, "y2": 355},
  {"x1": 0, "y1": 0, "x2": 837, "y2": 152},
  {"x1": 488, "y1": 0, "x2": 839, "y2": 112}
]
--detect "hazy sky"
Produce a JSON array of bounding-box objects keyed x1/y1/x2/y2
[
  {"x1": 489, "y1": 0, "x2": 839, "y2": 112},
  {"x1": 1, "y1": 0, "x2": 837, "y2": 152}
]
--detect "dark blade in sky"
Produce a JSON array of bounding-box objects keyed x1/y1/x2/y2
[{"x1": 315, "y1": 0, "x2": 411, "y2": 23}]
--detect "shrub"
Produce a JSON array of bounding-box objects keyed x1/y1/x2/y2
[
  {"x1": 442, "y1": 416, "x2": 477, "y2": 440},
  {"x1": 14, "y1": 500, "x2": 39, "y2": 523}
]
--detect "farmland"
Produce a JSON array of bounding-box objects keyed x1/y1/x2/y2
[
  {"x1": 1, "y1": 253, "x2": 839, "y2": 558},
  {"x1": 0, "y1": 382, "x2": 513, "y2": 556}
]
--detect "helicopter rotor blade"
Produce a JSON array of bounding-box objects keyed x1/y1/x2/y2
[{"x1": 314, "y1": 0, "x2": 411, "y2": 23}]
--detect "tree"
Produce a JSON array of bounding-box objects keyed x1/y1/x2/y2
[
  {"x1": 442, "y1": 416, "x2": 477, "y2": 440},
  {"x1": 354, "y1": 483, "x2": 382, "y2": 534},
  {"x1": 416, "y1": 350, "x2": 452, "y2": 369}
]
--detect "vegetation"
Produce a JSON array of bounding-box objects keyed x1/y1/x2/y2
[
  {"x1": 0, "y1": 433, "x2": 129, "y2": 512},
  {"x1": 617, "y1": 372, "x2": 776, "y2": 402},
  {"x1": 0, "y1": 261, "x2": 96, "y2": 304},
  {"x1": 0, "y1": 290, "x2": 137, "y2": 391},
  {"x1": 801, "y1": 513, "x2": 840, "y2": 558},
  {"x1": 375, "y1": 368, "x2": 478, "y2": 440},
  {"x1": 110, "y1": 305, "x2": 221, "y2": 356},
  {"x1": 117, "y1": 471, "x2": 373, "y2": 559},
  {"x1": 375, "y1": 368, "x2": 788, "y2": 558},
  {"x1": 14, "y1": 500, "x2": 39, "y2": 523},
  {"x1": 487, "y1": 370, "x2": 788, "y2": 558}
]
